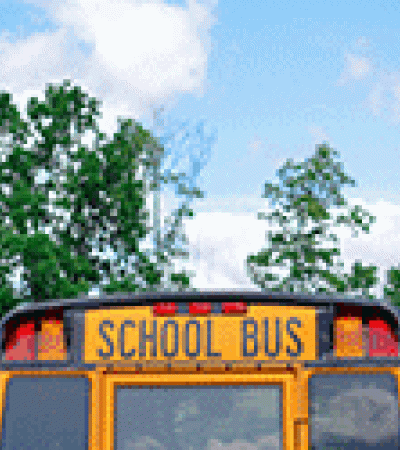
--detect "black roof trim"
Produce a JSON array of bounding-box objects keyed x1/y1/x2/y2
[{"x1": 1, "y1": 290, "x2": 399, "y2": 330}]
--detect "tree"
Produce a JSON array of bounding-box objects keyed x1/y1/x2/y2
[
  {"x1": 0, "y1": 79, "x2": 215, "y2": 317},
  {"x1": 245, "y1": 142, "x2": 378, "y2": 297},
  {"x1": 383, "y1": 266, "x2": 400, "y2": 307},
  {"x1": 345, "y1": 259, "x2": 380, "y2": 300}
]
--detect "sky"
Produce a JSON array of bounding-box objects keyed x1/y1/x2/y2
[{"x1": 1, "y1": 0, "x2": 400, "y2": 299}]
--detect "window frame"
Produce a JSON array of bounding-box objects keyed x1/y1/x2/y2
[{"x1": 104, "y1": 372, "x2": 296, "y2": 450}]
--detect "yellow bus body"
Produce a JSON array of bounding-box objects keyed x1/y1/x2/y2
[{"x1": 0, "y1": 291, "x2": 399, "y2": 450}]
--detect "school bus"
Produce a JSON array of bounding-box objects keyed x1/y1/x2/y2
[{"x1": 0, "y1": 290, "x2": 399, "y2": 450}]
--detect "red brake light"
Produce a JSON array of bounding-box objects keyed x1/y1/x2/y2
[
  {"x1": 153, "y1": 302, "x2": 176, "y2": 316},
  {"x1": 189, "y1": 303, "x2": 211, "y2": 314},
  {"x1": 222, "y1": 302, "x2": 247, "y2": 314}
]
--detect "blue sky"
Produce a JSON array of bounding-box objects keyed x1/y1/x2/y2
[{"x1": 2, "y1": 0, "x2": 400, "y2": 297}]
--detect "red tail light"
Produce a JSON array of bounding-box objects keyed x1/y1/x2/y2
[
  {"x1": 153, "y1": 302, "x2": 177, "y2": 316},
  {"x1": 222, "y1": 302, "x2": 247, "y2": 314},
  {"x1": 5, "y1": 321, "x2": 35, "y2": 361},
  {"x1": 369, "y1": 319, "x2": 398, "y2": 357},
  {"x1": 189, "y1": 303, "x2": 211, "y2": 314}
]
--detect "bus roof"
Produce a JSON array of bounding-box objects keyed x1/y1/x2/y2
[
  {"x1": 2, "y1": 290, "x2": 400, "y2": 330},
  {"x1": 2, "y1": 291, "x2": 400, "y2": 369}
]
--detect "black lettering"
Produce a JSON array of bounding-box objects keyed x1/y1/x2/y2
[
  {"x1": 286, "y1": 318, "x2": 302, "y2": 357},
  {"x1": 242, "y1": 319, "x2": 258, "y2": 357},
  {"x1": 207, "y1": 320, "x2": 221, "y2": 357},
  {"x1": 264, "y1": 318, "x2": 280, "y2": 357},
  {"x1": 185, "y1": 320, "x2": 201, "y2": 357},
  {"x1": 121, "y1": 320, "x2": 135, "y2": 358},
  {"x1": 139, "y1": 320, "x2": 157, "y2": 357},
  {"x1": 161, "y1": 320, "x2": 179, "y2": 357},
  {"x1": 98, "y1": 320, "x2": 114, "y2": 358}
]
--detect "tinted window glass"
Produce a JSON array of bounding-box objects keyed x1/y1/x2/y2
[
  {"x1": 309, "y1": 373, "x2": 399, "y2": 450},
  {"x1": 115, "y1": 385, "x2": 282, "y2": 450},
  {"x1": 2, "y1": 377, "x2": 89, "y2": 450}
]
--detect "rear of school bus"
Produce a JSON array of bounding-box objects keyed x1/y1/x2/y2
[{"x1": 0, "y1": 291, "x2": 399, "y2": 450}]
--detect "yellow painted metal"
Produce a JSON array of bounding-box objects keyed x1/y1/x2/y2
[
  {"x1": 104, "y1": 372, "x2": 296, "y2": 450},
  {"x1": 0, "y1": 365, "x2": 399, "y2": 450},
  {"x1": 85, "y1": 305, "x2": 317, "y2": 363}
]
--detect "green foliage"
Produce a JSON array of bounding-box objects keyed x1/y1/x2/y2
[
  {"x1": 0, "y1": 79, "x2": 214, "y2": 317},
  {"x1": 246, "y1": 141, "x2": 378, "y2": 297},
  {"x1": 345, "y1": 260, "x2": 380, "y2": 300},
  {"x1": 383, "y1": 266, "x2": 400, "y2": 307}
]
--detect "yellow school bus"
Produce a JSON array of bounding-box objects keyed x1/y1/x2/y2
[{"x1": 1, "y1": 290, "x2": 399, "y2": 450}]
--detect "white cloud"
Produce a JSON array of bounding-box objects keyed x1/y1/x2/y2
[
  {"x1": 362, "y1": 71, "x2": 400, "y2": 125},
  {"x1": 333, "y1": 198, "x2": 400, "y2": 297},
  {"x1": 335, "y1": 53, "x2": 371, "y2": 86},
  {"x1": 349, "y1": 55, "x2": 370, "y2": 79},
  {"x1": 2, "y1": 0, "x2": 218, "y2": 138},
  {"x1": 334, "y1": 43, "x2": 400, "y2": 127},
  {"x1": 181, "y1": 211, "x2": 267, "y2": 291}
]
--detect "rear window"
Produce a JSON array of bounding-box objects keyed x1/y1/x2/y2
[
  {"x1": 309, "y1": 373, "x2": 399, "y2": 450},
  {"x1": 115, "y1": 385, "x2": 282, "y2": 450},
  {"x1": 2, "y1": 377, "x2": 89, "y2": 450}
]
